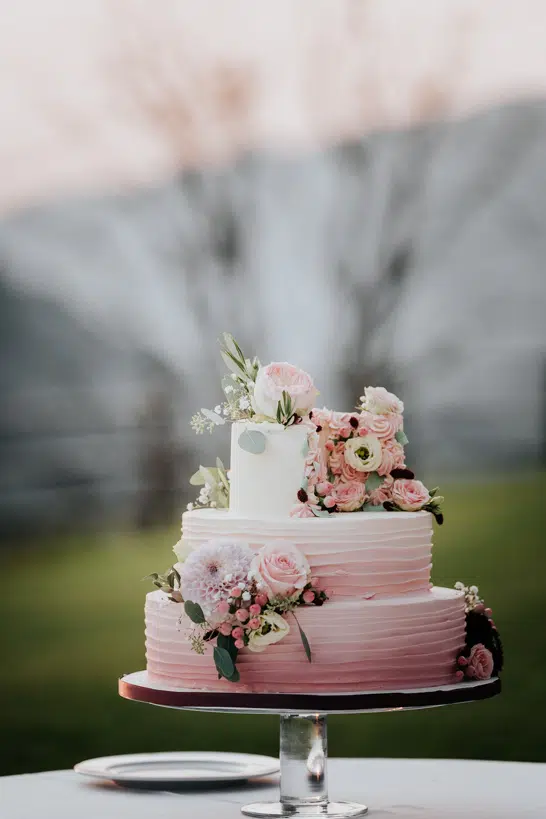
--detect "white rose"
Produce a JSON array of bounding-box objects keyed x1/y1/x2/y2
[
  {"x1": 360, "y1": 386, "x2": 404, "y2": 416},
  {"x1": 344, "y1": 435, "x2": 382, "y2": 473},
  {"x1": 252, "y1": 362, "x2": 318, "y2": 418},
  {"x1": 174, "y1": 539, "x2": 193, "y2": 563},
  {"x1": 247, "y1": 611, "x2": 290, "y2": 652}
]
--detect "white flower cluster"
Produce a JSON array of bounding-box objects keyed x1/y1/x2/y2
[{"x1": 455, "y1": 581, "x2": 483, "y2": 613}]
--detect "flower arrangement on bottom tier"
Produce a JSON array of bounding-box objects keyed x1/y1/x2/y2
[
  {"x1": 454, "y1": 582, "x2": 504, "y2": 682},
  {"x1": 147, "y1": 539, "x2": 329, "y2": 683}
]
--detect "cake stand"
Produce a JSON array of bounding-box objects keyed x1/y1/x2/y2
[{"x1": 119, "y1": 671, "x2": 500, "y2": 817}]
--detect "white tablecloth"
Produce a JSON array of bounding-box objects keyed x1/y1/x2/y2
[{"x1": 1, "y1": 758, "x2": 545, "y2": 819}]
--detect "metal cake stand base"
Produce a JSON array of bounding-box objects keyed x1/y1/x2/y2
[{"x1": 119, "y1": 671, "x2": 500, "y2": 818}]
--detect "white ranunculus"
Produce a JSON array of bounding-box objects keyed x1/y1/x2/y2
[
  {"x1": 359, "y1": 386, "x2": 404, "y2": 416},
  {"x1": 247, "y1": 611, "x2": 290, "y2": 652},
  {"x1": 174, "y1": 538, "x2": 193, "y2": 563},
  {"x1": 344, "y1": 435, "x2": 382, "y2": 473},
  {"x1": 252, "y1": 362, "x2": 318, "y2": 419}
]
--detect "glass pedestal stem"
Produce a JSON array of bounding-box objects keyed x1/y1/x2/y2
[{"x1": 241, "y1": 713, "x2": 367, "y2": 817}]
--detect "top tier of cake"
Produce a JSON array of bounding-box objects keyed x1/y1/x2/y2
[{"x1": 229, "y1": 420, "x2": 309, "y2": 518}]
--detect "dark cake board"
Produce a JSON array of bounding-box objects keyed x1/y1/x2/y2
[{"x1": 119, "y1": 670, "x2": 500, "y2": 715}]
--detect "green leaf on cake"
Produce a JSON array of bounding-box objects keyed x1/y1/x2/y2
[
  {"x1": 301, "y1": 437, "x2": 310, "y2": 458},
  {"x1": 216, "y1": 457, "x2": 226, "y2": 472},
  {"x1": 217, "y1": 634, "x2": 239, "y2": 664},
  {"x1": 395, "y1": 429, "x2": 409, "y2": 446},
  {"x1": 238, "y1": 428, "x2": 267, "y2": 454},
  {"x1": 213, "y1": 645, "x2": 240, "y2": 682},
  {"x1": 189, "y1": 470, "x2": 206, "y2": 486},
  {"x1": 184, "y1": 600, "x2": 206, "y2": 624},
  {"x1": 362, "y1": 502, "x2": 386, "y2": 512},
  {"x1": 293, "y1": 614, "x2": 312, "y2": 663},
  {"x1": 366, "y1": 472, "x2": 384, "y2": 492}
]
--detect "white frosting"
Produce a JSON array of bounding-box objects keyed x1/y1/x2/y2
[{"x1": 229, "y1": 421, "x2": 309, "y2": 518}]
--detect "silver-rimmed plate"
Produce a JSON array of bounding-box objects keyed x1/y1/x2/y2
[{"x1": 74, "y1": 751, "x2": 280, "y2": 785}]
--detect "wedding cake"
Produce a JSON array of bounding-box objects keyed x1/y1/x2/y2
[{"x1": 144, "y1": 335, "x2": 503, "y2": 693}]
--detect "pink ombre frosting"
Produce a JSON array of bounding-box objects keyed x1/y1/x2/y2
[
  {"x1": 179, "y1": 508, "x2": 434, "y2": 599},
  {"x1": 146, "y1": 587, "x2": 466, "y2": 693}
]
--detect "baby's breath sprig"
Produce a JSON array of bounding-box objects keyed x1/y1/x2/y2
[
  {"x1": 454, "y1": 581, "x2": 483, "y2": 613},
  {"x1": 188, "y1": 458, "x2": 230, "y2": 511}
]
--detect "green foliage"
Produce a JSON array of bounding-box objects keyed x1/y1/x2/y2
[
  {"x1": 238, "y1": 429, "x2": 267, "y2": 454},
  {"x1": 184, "y1": 601, "x2": 206, "y2": 624}
]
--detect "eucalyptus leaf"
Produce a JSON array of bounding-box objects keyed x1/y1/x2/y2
[
  {"x1": 395, "y1": 429, "x2": 409, "y2": 446},
  {"x1": 199, "y1": 465, "x2": 219, "y2": 487},
  {"x1": 184, "y1": 600, "x2": 206, "y2": 624},
  {"x1": 201, "y1": 408, "x2": 225, "y2": 426},
  {"x1": 366, "y1": 472, "x2": 385, "y2": 492},
  {"x1": 189, "y1": 470, "x2": 206, "y2": 486},
  {"x1": 293, "y1": 614, "x2": 312, "y2": 663},
  {"x1": 362, "y1": 503, "x2": 386, "y2": 512},
  {"x1": 213, "y1": 645, "x2": 239, "y2": 681},
  {"x1": 238, "y1": 429, "x2": 267, "y2": 455},
  {"x1": 221, "y1": 350, "x2": 247, "y2": 379},
  {"x1": 217, "y1": 634, "x2": 239, "y2": 664},
  {"x1": 216, "y1": 457, "x2": 226, "y2": 472}
]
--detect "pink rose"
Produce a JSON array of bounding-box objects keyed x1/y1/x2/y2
[
  {"x1": 359, "y1": 386, "x2": 404, "y2": 416},
  {"x1": 465, "y1": 644, "x2": 494, "y2": 680},
  {"x1": 360, "y1": 410, "x2": 403, "y2": 441},
  {"x1": 340, "y1": 456, "x2": 368, "y2": 484},
  {"x1": 378, "y1": 439, "x2": 406, "y2": 476},
  {"x1": 331, "y1": 480, "x2": 367, "y2": 512},
  {"x1": 252, "y1": 362, "x2": 318, "y2": 418},
  {"x1": 391, "y1": 479, "x2": 430, "y2": 511},
  {"x1": 251, "y1": 541, "x2": 310, "y2": 599},
  {"x1": 368, "y1": 475, "x2": 394, "y2": 506},
  {"x1": 329, "y1": 442, "x2": 345, "y2": 475}
]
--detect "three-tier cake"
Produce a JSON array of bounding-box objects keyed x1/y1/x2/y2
[{"x1": 144, "y1": 335, "x2": 503, "y2": 693}]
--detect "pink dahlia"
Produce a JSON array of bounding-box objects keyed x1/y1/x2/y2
[{"x1": 180, "y1": 539, "x2": 253, "y2": 616}]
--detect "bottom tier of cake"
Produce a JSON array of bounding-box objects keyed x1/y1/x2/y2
[{"x1": 145, "y1": 587, "x2": 466, "y2": 693}]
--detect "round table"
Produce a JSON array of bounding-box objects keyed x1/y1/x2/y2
[{"x1": 1, "y1": 759, "x2": 545, "y2": 819}]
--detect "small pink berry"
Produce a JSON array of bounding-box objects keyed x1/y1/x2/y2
[
  {"x1": 235, "y1": 608, "x2": 249, "y2": 623},
  {"x1": 303, "y1": 590, "x2": 315, "y2": 604},
  {"x1": 474, "y1": 603, "x2": 485, "y2": 614},
  {"x1": 234, "y1": 639, "x2": 244, "y2": 650},
  {"x1": 230, "y1": 587, "x2": 242, "y2": 598},
  {"x1": 340, "y1": 426, "x2": 352, "y2": 438},
  {"x1": 325, "y1": 441, "x2": 334, "y2": 452},
  {"x1": 485, "y1": 607, "x2": 493, "y2": 618},
  {"x1": 232, "y1": 626, "x2": 244, "y2": 640},
  {"x1": 358, "y1": 427, "x2": 370, "y2": 436},
  {"x1": 219, "y1": 622, "x2": 232, "y2": 636},
  {"x1": 255, "y1": 593, "x2": 268, "y2": 608},
  {"x1": 217, "y1": 600, "x2": 230, "y2": 615},
  {"x1": 324, "y1": 495, "x2": 336, "y2": 509},
  {"x1": 248, "y1": 617, "x2": 261, "y2": 630},
  {"x1": 455, "y1": 670, "x2": 464, "y2": 682},
  {"x1": 457, "y1": 655, "x2": 468, "y2": 667},
  {"x1": 311, "y1": 577, "x2": 320, "y2": 588},
  {"x1": 249, "y1": 604, "x2": 261, "y2": 615}
]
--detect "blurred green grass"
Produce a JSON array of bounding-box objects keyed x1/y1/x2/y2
[{"x1": 1, "y1": 474, "x2": 544, "y2": 775}]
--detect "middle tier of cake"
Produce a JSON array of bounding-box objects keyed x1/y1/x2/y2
[{"x1": 178, "y1": 508, "x2": 434, "y2": 600}]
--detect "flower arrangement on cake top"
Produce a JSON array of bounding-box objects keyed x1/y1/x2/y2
[
  {"x1": 190, "y1": 333, "x2": 318, "y2": 433},
  {"x1": 292, "y1": 387, "x2": 444, "y2": 522},
  {"x1": 147, "y1": 539, "x2": 329, "y2": 683}
]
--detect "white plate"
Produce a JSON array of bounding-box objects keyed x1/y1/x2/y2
[{"x1": 74, "y1": 751, "x2": 280, "y2": 785}]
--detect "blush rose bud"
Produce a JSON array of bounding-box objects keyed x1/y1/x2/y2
[
  {"x1": 248, "y1": 617, "x2": 261, "y2": 630},
  {"x1": 249, "y1": 604, "x2": 262, "y2": 615},
  {"x1": 255, "y1": 593, "x2": 268, "y2": 608},
  {"x1": 235, "y1": 609, "x2": 249, "y2": 623},
  {"x1": 303, "y1": 590, "x2": 315, "y2": 604},
  {"x1": 232, "y1": 627, "x2": 244, "y2": 640},
  {"x1": 234, "y1": 639, "x2": 245, "y2": 650}
]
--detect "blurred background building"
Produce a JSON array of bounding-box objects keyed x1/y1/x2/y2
[{"x1": 1, "y1": 2, "x2": 545, "y2": 534}]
